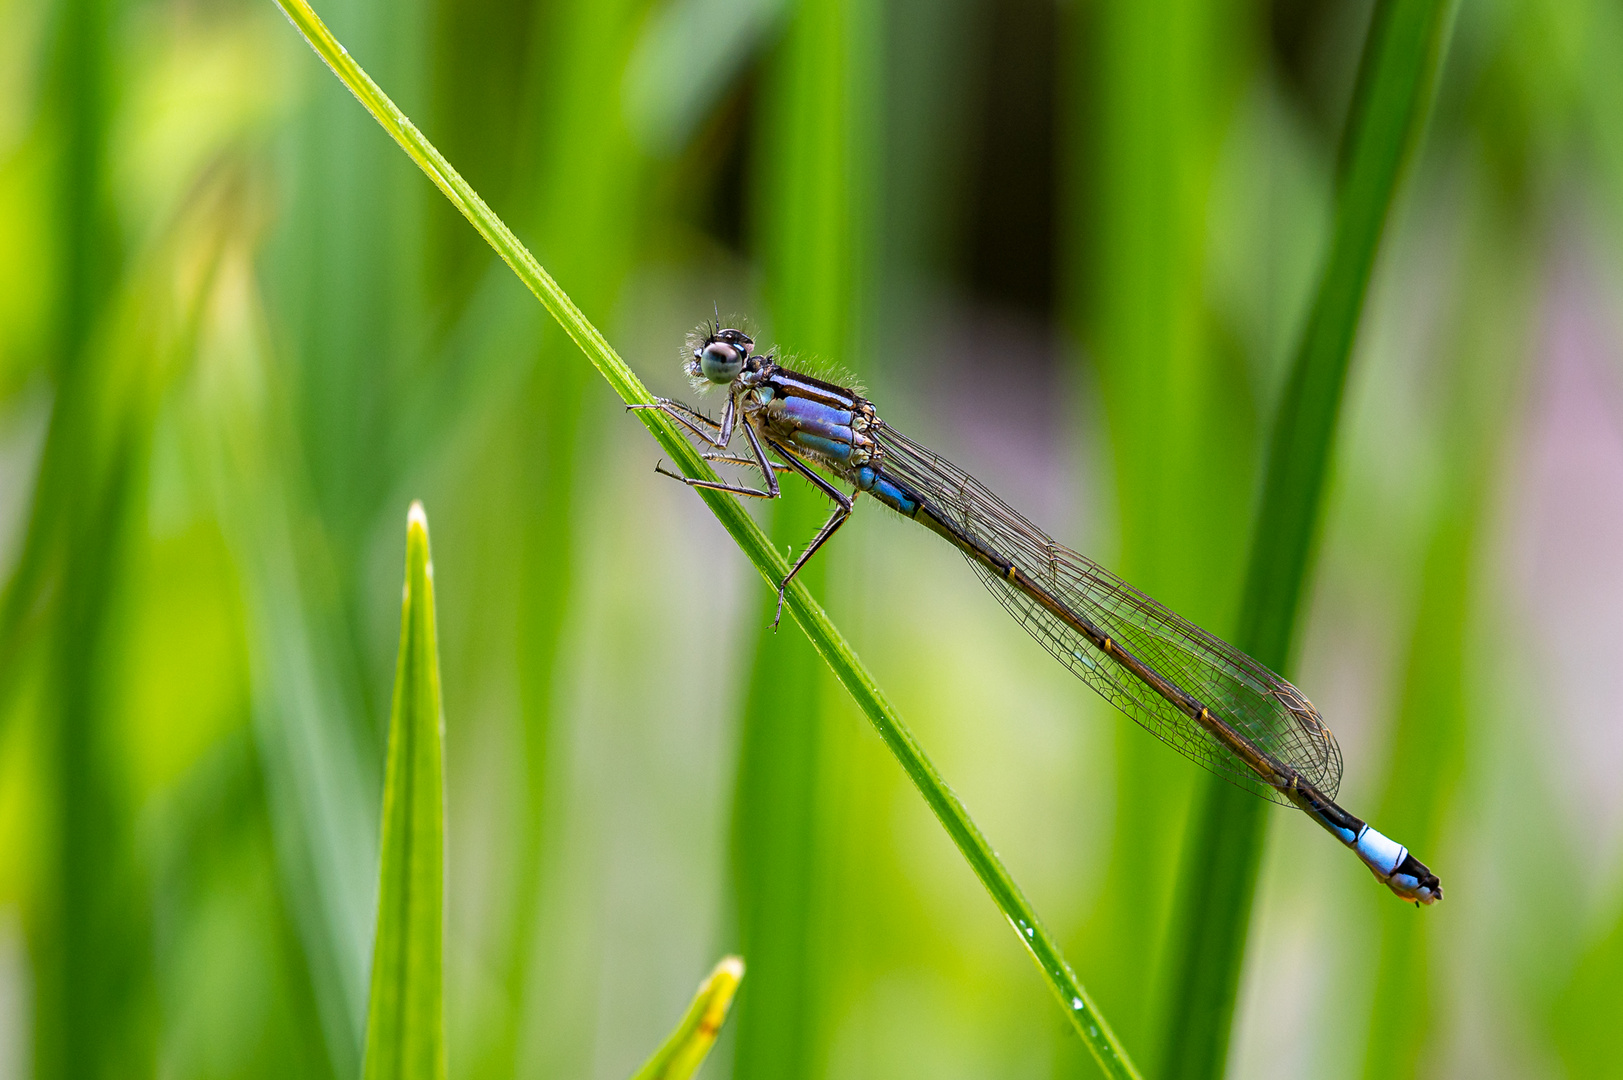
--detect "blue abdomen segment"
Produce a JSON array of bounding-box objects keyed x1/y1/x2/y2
[
  {"x1": 855, "y1": 466, "x2": 921, "y2": 516},
  {"x1": 1300, "y1": 801, "x2": 1358, "y2": 845}
]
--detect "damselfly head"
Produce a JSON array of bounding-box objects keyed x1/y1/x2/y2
[{"x1": 689, "y1": 325, "x2": 754, "y2": 384}]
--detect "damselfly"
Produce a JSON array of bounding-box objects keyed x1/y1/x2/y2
[{"x1": 635, "y1": 323, "x2": 1441, "y2": 905}]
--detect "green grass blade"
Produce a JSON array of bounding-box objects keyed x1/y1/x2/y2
[
  {"x1": 1076, "y1": 0, "x2": 1238, "y2": 1059},
  {"x1": 267, "y1": 2, "x2": 1138, "y2": 1073},
  {"x1": 1358, "y1": 185, "x2": 1532, "y2": 1078},
  {"x1": 1234, "y1": 0, "x2": 1460, "y2": 670},
  {"x1": 473, "y1": 1, "x2": 651, "y2": 1072},
  {"x1": 33, "y1": 0, "x2": 128, "y2": 1071},
  {"x1": 200, "y1": 313, "x2": 380, "y2": 1073},
  {"x1": 1158, "y1": 1, "x2": 1459, "y2": 1076},
  {"x1": 629, "y1": 957, "x2": 744, "y2": 1080},
  {"x1": 362, "y1": 503, "x2": 447, "y2": 1080},
  {"x1": 731, "y1": 0, "x2": 871, "y2": 1073}
]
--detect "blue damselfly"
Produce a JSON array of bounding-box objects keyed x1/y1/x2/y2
[{"x1": 636, "y1": 324, "x2": 1441, "y2": 905}]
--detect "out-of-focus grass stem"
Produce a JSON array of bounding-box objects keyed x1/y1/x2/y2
[
  {"x1": 1158, "y1": 1, "x2": 1459, "y2": 1076},
  {"x1": 731, "y1": 0, "x2": 871, "y2": 1074},
  {"x1": 1075, "y1": 0, "x2": 1232, "y2": 1061},
  {"x1": 267, "y1": 1, "x2": 1139, "y2": 1072},
  {"x1": 32, "y1": 0, "x2": 154, "y2": 1074},
  {"x1": 31, "y1": 110, "x2": 248, "y2": 1080},
  {"x1": 494, "y1": 1, "x2": 649, "y2": 1073},
  {"x1": 1359, "y1": 174, "x2": 1531, "y2": 1080}
]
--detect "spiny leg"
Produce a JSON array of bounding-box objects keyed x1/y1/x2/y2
[
  {"x1": 633, "y1": 392, "x2": 741, "y2": 448},
  {"x1": 692, "y1": 409, "x2": 792, "y2": 479},
  {"x1": 629, "y1": 398, "x2": 726, "y2": 447},
  {"x1": 651, "y1": 415, "x2": 782, "y2": 500},
  {"x1": 715, "y1": 392, "x2": 739, "y2": 445},
  {"x1": 703, "y1": 452, "x2": 793, "y2": 473},
  {"x1": 628, "y1": 397, "x2": 719, "y2": 430},
  {"x1": 769, "y1": 443, "x2": 856, "y2": 627},
  {"x1": 651, "y1": 465, "x2": 778, "y2": 500},
  {"x1": 773, "y1": 502, "x2": 854, "y2": 628}
]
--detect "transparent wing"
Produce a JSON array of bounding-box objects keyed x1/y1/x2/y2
[{"x1": 874, "y1": 422, "x2": 1342, "y2": 805}]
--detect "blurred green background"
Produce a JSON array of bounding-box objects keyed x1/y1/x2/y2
[{"x1": 3, "y1": 0, "x2": 1623, "y2": 1076}]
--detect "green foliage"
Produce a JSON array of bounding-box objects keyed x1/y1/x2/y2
[
  {"x1": 269, "y1": 0, "x2": 1137, "y2": 1073},
  {"x1": 730, "y1": 1, "x2": 872, "y2": 1075},
  {"x1": 3, "y1": 0, "x2": 1621, "y2": 1076},
  {"x1": 1159, "y1": 1, "x2": 1460, "y2": 1076},
  {"x1": 362, "y1": 503, "x2": 447, "y2": 1080},
  {"x1": 629, "y1": 957, "x2": 744, "y2": 1080},
  {"x1": 1078, "y1": 0, "x2": 1243, "y2": 1057}
]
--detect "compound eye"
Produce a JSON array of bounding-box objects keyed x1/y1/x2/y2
[{"x1": 699, "y1": 340, "x2": 745, "y2": 384}]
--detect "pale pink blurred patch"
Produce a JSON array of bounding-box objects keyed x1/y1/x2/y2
[{"x1": 1507, "y1": 249, "x2": 1623, "y2": 871}]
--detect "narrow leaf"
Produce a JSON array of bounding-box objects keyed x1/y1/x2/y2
[
  {"x1": 363, "y1": 501, "x2": 447, "y2": 1080},
  {"x1": 1158, "y1": 0, "x2": 1459, "y2": 1076},
  {"x1": 731, "y1": 0, "x2": 874, "y2": 1073},
  {"x1": 267, "y1": 2, "x2": 1139, "y2": 1074},
  {"x1": 630, "y1": 957, "x2": 745, "y2": 1080}
]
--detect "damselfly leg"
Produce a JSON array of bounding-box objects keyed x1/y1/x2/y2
[
  {"x1": 701, "y1": 453, "x2": 794, "y2": 473},
  {"x1": 763, "y1": 441, "x2": 856, "y2": 626},
  {"x1": 630, "y1": 398, "x2": 726, "y2": 446},
  {"x1": 635, "y1": 397, "x2": 783, "y2": 500},
  {"x1": 637, "y1": 397, "x2": 859, "y2": 627}
]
